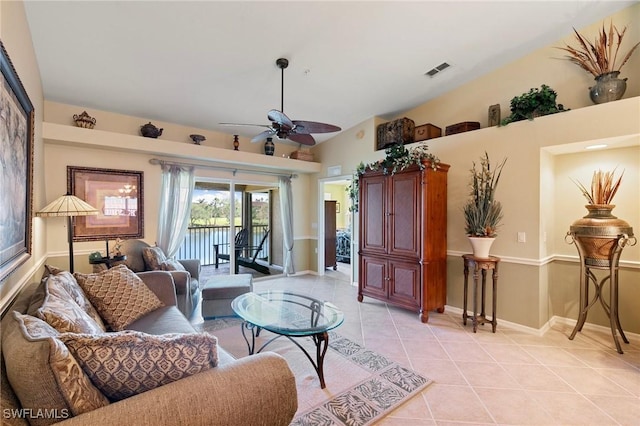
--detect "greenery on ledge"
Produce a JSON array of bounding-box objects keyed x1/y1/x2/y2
[
  {"x1": 346, "y1": 143, "x2": 440, "y2": 212},
  {"x1": 499, "y1": 84, "x2": 568, "y2": 126}
]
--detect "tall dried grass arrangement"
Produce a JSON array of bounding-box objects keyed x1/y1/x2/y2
[
  {"x1": 556, "y1": 21, "x2": 640, "y2": 77},
  {"x1": 572, "y1": 169, "x2": 624, "y2": 205}
]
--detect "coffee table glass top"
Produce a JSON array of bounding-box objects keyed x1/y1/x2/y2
[{"x1": 231, "y1": 291, "x2": 344, "y2": 336}]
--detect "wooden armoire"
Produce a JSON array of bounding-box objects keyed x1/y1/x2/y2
[{"x1": 357, "y1": 161, "x2": 449, "y2": 323}]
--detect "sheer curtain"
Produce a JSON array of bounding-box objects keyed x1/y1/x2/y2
[
  {"x1": 157, "y1": 164, "x2": 195, "y2": 258},
  {"x1": 279, "y1": 176, "x2": 295, "y2": 275}
]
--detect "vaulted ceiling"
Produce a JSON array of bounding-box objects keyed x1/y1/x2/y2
[{"x1": 24, "y1": 1, "x2": 636, "y2": 144}]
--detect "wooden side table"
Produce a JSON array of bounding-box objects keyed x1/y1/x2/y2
[
  {"x1": 462, "y1": 254, "x2": 500, "y2": 333},
  {"x1": 89, "y1": 256, "x2": 127, "y2": 273}
]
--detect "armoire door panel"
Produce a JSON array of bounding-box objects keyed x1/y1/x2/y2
[
  {"x1": 388, "y1": 260, "x2": 421, "y2": 309},
  {"x1": 360, "y1": 175, "x2": 386, "y2": 254},
  {"x1": 359, "y1": 256, "x2": 387, "y2": 299},
  {"x1": 388, "y1": 172, "x2": 420, "y2": 258}
]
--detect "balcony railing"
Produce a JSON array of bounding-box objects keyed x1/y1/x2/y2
[{"x1": 177, "y1": 225, "x2": 269, "y2": 266}]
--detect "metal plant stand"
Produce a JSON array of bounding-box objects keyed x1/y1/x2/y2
[{"x1": 566, "y1": 232, "x2": 636, "y2": 354}]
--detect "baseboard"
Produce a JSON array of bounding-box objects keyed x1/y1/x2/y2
[
  {"x1": 444, "y1": 305, "x2": 640, "y2": 339},
  {"x1": 445, "y1": 305, "x2": 545, "y2": 336}
]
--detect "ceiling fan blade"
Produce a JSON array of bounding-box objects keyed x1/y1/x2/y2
[
  {"x1": 220, "y1": 122, "x2": 271, "y2": 128},
  {"x1": 292, "y1": 120, "x2": 341, "y2": 134},
  {"x1": 251, "y1": 129, "x2": 276, "y2": 143},
  {"x1": 287, "y1": 133, "x2": 316, "y2": 146},
  {"x1": 267, "y1": 109, "x2": 294, "y2": 129}
]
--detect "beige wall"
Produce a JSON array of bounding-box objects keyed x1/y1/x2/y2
[
  {"x1": 312, "y1": 4, "x2": 640, "y2": 332},
  {"x1": 0, "y1": 1, "x2": 46, "y2": 309},
  {"x1": 41, "y1": 107, "x2": 316, "y2": 274}
]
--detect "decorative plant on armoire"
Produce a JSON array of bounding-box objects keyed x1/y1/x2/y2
[
  {"x1": 463, "y1": 152, "x2": 507, "y2": 258},
  {"x1": 346, "y1": 143, "x2": 440, "y2": 212}
]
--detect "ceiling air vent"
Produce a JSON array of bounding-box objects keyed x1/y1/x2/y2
[{"x1": 425, "y1": 62, "x2": 450, "y2": 77}]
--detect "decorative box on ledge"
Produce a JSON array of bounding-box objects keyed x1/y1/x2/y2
[
  {"x1": 445, "y1": 121, "x2": 480, "y2": 135},
  {"x1": 376, "y1": 117, "x2": 415, "y2": 150},
  {"x1": 290, "y1": 149, "x2": 314, "y2": 161},
  {"x1": 414, "y1": 123, "x2": 441, "y2": 141}
]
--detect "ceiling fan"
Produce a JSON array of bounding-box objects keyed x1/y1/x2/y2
[{"x1": 221, "y1": 58, "x2": 341, "y2": 146}]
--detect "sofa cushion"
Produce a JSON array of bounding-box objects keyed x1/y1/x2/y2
[
  {"x1": 41, "y1": 265, "x2": 106, "y2": 330},
  {"x1": 60, "y1": 330, "x2": 219, "y2": 401},
  {"x1": 74, "y1": 265, "x2": 164, "y2": 331},
  {"x1": 35, "y1": 278, "x2": 105, "y2": 335},
  {"x1": 159, "y1": 259, "x2": 187, "y2": 272},
  {"x1": 142, "y1": 246, "x2": 167, "y2": 270},
  {"x1": 3, "y1": 312, "x2": 109, "y2": 425}
]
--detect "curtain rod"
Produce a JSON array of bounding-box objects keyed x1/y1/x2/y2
[{"x1": 149, "y1": 158, "x2": 297, "y2": 179}]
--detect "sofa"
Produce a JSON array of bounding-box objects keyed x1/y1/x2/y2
[
  {"x1": 1, "y1": 266, "x2": 297, "y2": 426},
  {"x1": 119, "y1": 239, "x2": 201, "y2": 319}
]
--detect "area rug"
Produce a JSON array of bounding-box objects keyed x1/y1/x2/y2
[{"x1": 197, "y1": 318, "x2": 432, "y2": 426}]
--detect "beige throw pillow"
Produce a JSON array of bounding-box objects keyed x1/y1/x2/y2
[
  {"x1": 60, "y1": 331, "x2": 218, "y2": 401},
  {"x1": 36, "y1": 279, "x2": 105, "y2": 335},
  {"x1": 74, "y1": 265, "x2": 164, "y2": 331},
  {"x1": 6, "y1": 312, "x2": 110, "y2": 422},
  {"x1": 142, "y1": 246, "x2": 167, "y2": 270},
  {"x1": 159, "y1": 259, "x2": 187, "y2": 272},
  {"x1": 43, "y1": 265, "x2": 106, "y2": 331}
]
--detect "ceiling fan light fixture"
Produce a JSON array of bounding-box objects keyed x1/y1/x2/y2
[
  {"x1": 425, "y1": 62, "x2": 451, "y2": 77},
  {"x1": 222, "y1": 57, "x2": 341, "y2": 146}
]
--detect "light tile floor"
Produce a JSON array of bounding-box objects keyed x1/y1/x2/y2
[{"x1": 196, "y1": 266, "x2": 640, "y2": 425}]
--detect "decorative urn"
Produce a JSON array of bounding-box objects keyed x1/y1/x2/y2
[
  {"x1": 140, "y1": 122, "x2": 163, "y2": 138},
  {"x1": 73, "y1": 111, "x2": 96, "y2": 129},
  {"x1": 568, "y1": 204, "x2": 634, "y2": 267}
]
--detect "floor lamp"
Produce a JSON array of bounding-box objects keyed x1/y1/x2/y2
[{"x1": 36, "y1": 193, "x2": 99, "y2": 273}]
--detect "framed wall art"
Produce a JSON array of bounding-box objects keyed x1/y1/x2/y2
[
  {"x1": 0, "y1": 41, "x2": 35, "y2": 282},
  {"x1": 67, "y1": 167, "x2": 144, "y2": 241}
]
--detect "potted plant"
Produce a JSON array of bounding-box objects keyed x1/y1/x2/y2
[
  {"x1": 463, "y1": 152, "x2": 507, "y2": 258},
  {"x1": 556, "y1": 21, "x2": 640, "y2": 104},
  {"x1": 346, "y1": 143, "x2": 440, "y2": 212},
  {"x1": 499, "y1": 84, "x2": 568, "y2": 126}
]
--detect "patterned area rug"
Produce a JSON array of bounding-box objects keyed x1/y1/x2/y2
[{"x1": 197, "y1": 318, "x2": 432, "y2": 426}]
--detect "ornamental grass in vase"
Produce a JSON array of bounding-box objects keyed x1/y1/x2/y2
[
  {"x1": 568, "y1": 168, "x2": 634, "y2": 267},
  {"x1": 463, "y1": 152, "x2": 507, "y2": 258},
  {"x1": 556, "y1": 21, "x2": 640, "y2": 104}
]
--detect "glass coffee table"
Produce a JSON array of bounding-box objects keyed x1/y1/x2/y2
[{"x1": 231, "y1": 291, "x2": 344, "y2": 389}]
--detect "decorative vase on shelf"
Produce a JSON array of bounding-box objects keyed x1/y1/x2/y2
[
  {"x1": 233, "y1": 135, "x2": 239, "y2": 151},
  {"x1": 264, "y1": 137, "x2": 275, "y2": 156},
  {"x1": 569, "y1": 204, "x2": 633, "y2": 266},
  {"x1": 589, "y1": 72, "x2": 627, "y2": 104},
  {"x1": 468, "y1": 237, "x2": 495, "y2": 259},
  {"x1": 73, "y1": 111, "x2": 96, "y2": 129}
]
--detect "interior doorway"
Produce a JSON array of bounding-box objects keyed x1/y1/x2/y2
[{"x1": 318, "y1": 176, "x2": 356, "y2": 285}]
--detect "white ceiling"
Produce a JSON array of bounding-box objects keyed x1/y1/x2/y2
[{"x1": 24, "y1": 1, "x2": 636, "y2": 145}]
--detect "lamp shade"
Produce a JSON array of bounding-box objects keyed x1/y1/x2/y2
[{"x1": 36, "y1": 193, "x2": 99, "y2": 217}]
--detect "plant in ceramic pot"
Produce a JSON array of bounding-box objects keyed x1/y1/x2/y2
[
  {"x1": 463, "y1": 152, "x2": 507, "y2": 258},
  {"x1": 555, "y1": 21, "x2": 640, "y2": 104}
]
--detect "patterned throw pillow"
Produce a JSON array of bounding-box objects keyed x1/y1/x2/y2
[
  {"x1": 36, "y1": 279, "x2": 105, "y2": 335},
  {"x1": 142, "y1": 246, "x2": 167, "y2": 270},
  {"x1": 11, "y1": 312, "x2": 110, "y2": 417},
  {"x1": 159, "y1": 259, "x2": 187, "y2": 272},
  {"x1": 43, "y1": 265, "x2": 106, "y2": 331},
  {"x1": 74, "y1": 265, "x2": 164, "y2": 331},
  {"x1": 60, "y1": 330, "x2": 218, "y2": 401}
]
